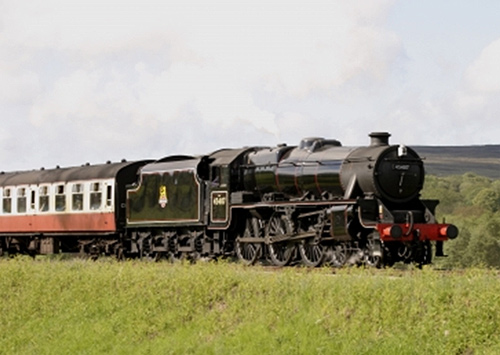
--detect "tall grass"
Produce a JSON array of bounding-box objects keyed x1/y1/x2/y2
[{"x1": 0, "y1": 258, "x2": 499, "y2": 354}]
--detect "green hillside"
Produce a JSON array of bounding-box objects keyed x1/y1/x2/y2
[{"x1": 415, "y1": 145, "x2": 500, "y2": 179}]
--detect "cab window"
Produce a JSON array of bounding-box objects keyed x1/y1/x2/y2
[
  {"x1": 211, "y1": 166, "x2": 229, "y2": 187},
  {"x1": 220, "y1": 166, "x2": 229, "y2": 186}
]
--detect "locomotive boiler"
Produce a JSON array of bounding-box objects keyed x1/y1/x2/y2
[{"x1": 244, "y1": 132, "x2": 422, "y2": 202}]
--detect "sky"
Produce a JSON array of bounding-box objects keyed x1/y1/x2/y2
[{"x1": 1, "y1": 0, "x2": 500, "y2": 171}]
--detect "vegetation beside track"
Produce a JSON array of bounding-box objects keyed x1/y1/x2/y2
[
  {"x1": 1, "y1": 258, "x2": 499, "y2": 354},
  {"x1": 423, "y1": 173, "x2": 500, "y2": 268}
]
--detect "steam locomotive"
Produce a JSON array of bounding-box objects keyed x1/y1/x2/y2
[{"x1": 0, "y1": 132, "x2": 457, "y2": 267}]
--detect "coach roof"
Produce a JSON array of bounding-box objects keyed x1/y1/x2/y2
[{"x1": 0, "y1": 160, "x2": 148, "y2": 187}]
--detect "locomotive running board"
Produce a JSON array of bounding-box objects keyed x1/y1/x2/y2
[
  {"x1": 237, "y1": 231, "x2": 317, "y2": 244},
  {"x1": 267, "y1": 231, "x2": 317, "y2": 244}
]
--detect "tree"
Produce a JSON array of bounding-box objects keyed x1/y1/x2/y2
[
  {"x1": 422, "y1": 173, "x2": 500, "y2": 268},
  {"x1": 472, "y1": 188, "x2": 500, "y2": 213}
]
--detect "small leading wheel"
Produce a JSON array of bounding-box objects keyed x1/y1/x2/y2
[
  {"x1": 364, "y1": 238, "x2": 383, "y2": 268},
  {"x1": 236, "y1": 217, "x2": 263, "y2": 265},
  {"x1": 299, "y1": 240, "x2": 325, "y2": 267},
  {"x1": 267, "y1": 213, "x2": 295, "y2": 266}
]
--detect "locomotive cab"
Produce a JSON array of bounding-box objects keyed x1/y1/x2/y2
[{"x1": 205, "y1": 147, "x2": 258, "y2": 228}]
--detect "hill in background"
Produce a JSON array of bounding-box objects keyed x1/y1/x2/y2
[{"x1": 414, "y1": 145, "x2": 500, "y2": 179}]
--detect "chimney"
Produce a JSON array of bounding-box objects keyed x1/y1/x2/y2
[{"x1": 369, "y1": 132, "x2": 391, "y2": 146}]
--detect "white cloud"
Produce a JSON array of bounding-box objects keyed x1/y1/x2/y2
[
  {"x1": 464, "y1": 38, "x2": 500, "y2": 93},
  {"x1": 0, "y1": 0, "x2": 407, "y2": 171},
  {"x1": 446, "y1": 37, "x2": 500, "y2": 143},
  {"x1": 0, "y1": 68, "x2": 40, "y2": 104}
]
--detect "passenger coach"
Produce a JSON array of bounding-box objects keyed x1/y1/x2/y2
[{"x1": 0, "y1": 160, "x2": 148, "y2": 256}]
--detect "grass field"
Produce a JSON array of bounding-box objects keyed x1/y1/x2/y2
[{"x1": 0, "y1": 258, "x2": 499, "y2": 354}]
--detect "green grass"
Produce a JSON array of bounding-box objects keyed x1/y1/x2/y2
[{"x1": 1, "y1": 258, "x2": 499, "y2": 354}]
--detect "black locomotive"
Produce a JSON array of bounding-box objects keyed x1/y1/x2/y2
[{"x1": 0, "y1": 132, "x2": 457, "y2": 267}]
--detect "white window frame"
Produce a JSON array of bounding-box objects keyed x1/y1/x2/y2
[
  {"x1": 1, "y1": 187, "x2": 12, "y2": 214},
  {"x1": 104, "y1": 180, "x2": 114, "y2": 211},
  {"x1": 55, "y1": 183, "x2": 67, "y2": 212},
  {"x1": 89, "y1": 181, "x2": 104, "y2": 211},
  {"x1": 38, "y1": 185, "x2": 51, "y2": 213},
  {"x1": 16, "y1": 186, "x2": 28, "y2": 214},
  {"x1": 71, "y1": 182, "x2": 85, "y2": 211}
]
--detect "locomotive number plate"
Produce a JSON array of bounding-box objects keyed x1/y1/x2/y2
[
  {"x1": 211, "y1": 191, "x2": 229, "y2": 223},
  {"x1": 392, "y1": 164, "x2": 411, "y2": 171}
]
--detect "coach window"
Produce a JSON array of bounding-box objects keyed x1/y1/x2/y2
[
  {"x1": 72, "y1": 184, "x2": 83, "y2": 211},
  {"x1": 55, "y1": 185, "x2": 66, "y2": 211},
  {"x1": 3, "y1": 188, "x2": 12, "y2": 213},
  {"x1": 31, "y1": 190, "x2": 36, "y2": 210},
  {"x1": 106, "y1": 185, "x2": 113, "y2": 207},
  {"x1": 17, "y1": 187, "x2": 27, "y2": 213},
  {"x1": 90, "y1": 182, "x2": 102, "y2": 210},
  {"x1": 39, "y1": 186, "x2": 50, "y2": 212}
]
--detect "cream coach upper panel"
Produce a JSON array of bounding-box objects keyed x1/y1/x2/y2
[{"x1": 0, "y1": 179, "x2": 114, "y2": 215}]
